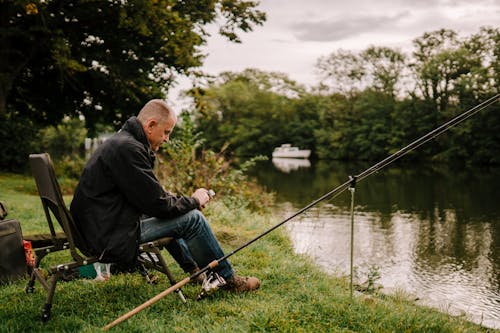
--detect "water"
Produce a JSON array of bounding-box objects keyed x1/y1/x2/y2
[{"x1": 249, "y1": 159, "x2": 500, "y2": 330}]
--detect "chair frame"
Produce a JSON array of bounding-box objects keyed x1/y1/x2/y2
[{"x1": 27, "y1": 153, "x2": 185, "y2": 322}]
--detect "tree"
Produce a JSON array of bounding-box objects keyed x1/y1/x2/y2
[
  {"x1": 315, "y1": 46, "x2": 406, "y2": 100},
  {"x1": 191, "y1": 69, "x2": 310, "y2": 157},
  {"x1": 457, "y1": 27, "x2": 500, "y2": 100},
  {"x1": 411, "y1": 29, "x2": 472, "y2": 112},
  {"x1": 361, "y1": 46, "x2": 407, "y2": 99},
  {"x1": 443, "y1": 27, "x2": 500, "y2": 164},
  {"x1": 410, "y1": 28, "x2": 499, "y2": 164},
  {"x1": 315, "y1": 49, "x2": 366, "y2": 94},
  {"x1": 313, "y1": 93, "x2": 353, "y2": 159},
  {"x1": 0, "y1": 0, "x2": 265, "y2": 133}
]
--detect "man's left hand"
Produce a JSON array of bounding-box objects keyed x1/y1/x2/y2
[{"x1": 192, "y1": 188, "x2": 211, "y2": 208}]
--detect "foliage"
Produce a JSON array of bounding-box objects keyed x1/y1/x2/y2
[
  {"x1": 52, "y1": 155, "x2": 84, "y2": 193},
  {"x1": 0, "y1": 173, "x2": 491, "y2": 332},
  {"x1": 413, "y1": 27, "x2": 500, "y2": 164},
  {"x1": 354, "y1": 264, "x2": 382, "y2": 294},
  {"x1": 362, "y1": 46, "x2": 407, "y2": 98},
  {"x1": 0, "y1": 0, "x2": 266, "y2": 134},
  {"x1": 0, "y1": 115, "x2": 41, "y2": 171},
  {"x1": 36, "y1": 116, "x2": 87, "y2": 184},
  {"x1": 156, "y1": 111, "x2": 273, "y2": 212},
  {"x1": 0, "y1": 114, "x2": 89, "y2": 180},
  {"x1": 191, "y1": 68, "x2": 316, "y2": 157},
  {"x1": 39, "y1": 117, "x2": 87, "y2": 159},
  {"x1": 313, "y1": 93, "x2": 356, "y2": 160},
  {"x1": 2, "y1": 23, "x2": 499, "y2": 170},
  {"x1": 316, "y1": 49, "x2": 367, "y2": 94},
  {"x1": 411, "y1": 29, "x2": 474, "y2": 112},
  {"x1": 189, "y1": 27, "x2": 499, "y2": 165},
  {"x1": 316, "y1": 46, "x2": 407, "y2": 98}
]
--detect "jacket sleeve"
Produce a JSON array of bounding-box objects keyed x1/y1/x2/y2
[{"x1": 105, "y1": 142, "x2": 200, "y2": 218}]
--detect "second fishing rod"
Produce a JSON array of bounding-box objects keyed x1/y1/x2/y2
[{"x1": 103, "y1": 93, "x2": 499, "y2": 330}]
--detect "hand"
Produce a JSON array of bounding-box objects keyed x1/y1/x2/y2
[{"x1": 192, "y1": 188, "x2": 211, "y2": 208}]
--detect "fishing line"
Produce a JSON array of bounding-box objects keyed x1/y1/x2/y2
[{"x1": 103, "y1": 93, "x2": 499, "y2": 330}]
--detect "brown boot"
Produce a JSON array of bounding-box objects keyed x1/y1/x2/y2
[{"x1": 223, "y1": 275, "x2": 260, "y2": 292}]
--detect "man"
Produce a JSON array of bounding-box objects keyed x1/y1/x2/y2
[{"x1": 70, "y1": 99, "x2": 260, "y2": 292}]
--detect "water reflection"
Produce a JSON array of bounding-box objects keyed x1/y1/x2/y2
[
  {"x1": 272, "y1": 157, "x2": 311, "y2": 173},
  {"x1": 249, "y1": 160, "x2": 500, "y2": 329}
]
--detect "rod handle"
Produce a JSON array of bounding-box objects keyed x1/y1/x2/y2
[{"x1": 102, "y1": 277, "x2": 191, "y2": 331}]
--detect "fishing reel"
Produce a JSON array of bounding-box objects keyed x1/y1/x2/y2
[{"x1": 196, "y1": 271, "x2": 226, "y2": 300}]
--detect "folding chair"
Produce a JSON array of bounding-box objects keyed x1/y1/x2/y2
[{"x1": 27, "y1": 153, "x2": 185, "y2": 322}]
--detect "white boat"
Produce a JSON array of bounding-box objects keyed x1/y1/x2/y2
[{"x1": 272, "y1": 144, "x2": 311, "y2": 159}]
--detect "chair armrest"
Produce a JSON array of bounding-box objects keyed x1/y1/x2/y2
[{"x1": 24, "y1": 232, "x2": 68, "y2": 248}]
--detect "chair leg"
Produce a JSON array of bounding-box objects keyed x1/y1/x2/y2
[
  {"x1": 138, "y1": 263, "x2": 159, "y2": 284},
  {"x1": 26, "y1": 273, "x2": 37, "y2": 294},
  {"x1": 26, "y1": 253, "x2": 45, "y2": 294},
  {"x1": 153, "y1": 249, "x2": 187, "y2": 303},
  {"x1": 41, "y1": 272, "x2": 60, "y2": 322},
  {"x1": 142, "y1": 247, "x2": 187, "y2": 303}
]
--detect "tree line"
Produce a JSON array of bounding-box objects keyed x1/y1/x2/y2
[
  {"x1": 191, "y1": 28, "x2": 500, "y2": 165},
  {"x1": 0, "y1": 1, "x2": 498, "y2": 170}
]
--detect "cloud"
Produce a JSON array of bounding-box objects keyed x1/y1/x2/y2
[
  {"x1": 291, "y1": 12, "x2": 410, "y2": 42},
  {"x1": 169, "y1": 0, "x2": 500, "y2": 107}
]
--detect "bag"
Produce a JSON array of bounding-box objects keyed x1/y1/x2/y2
[{"x1": 0, "y1": 219, "x2": 27, "y2": 284}]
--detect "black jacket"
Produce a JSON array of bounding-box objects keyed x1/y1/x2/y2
[{"x1": 70, "y1": 117, "x2": 200, "y2": 264}]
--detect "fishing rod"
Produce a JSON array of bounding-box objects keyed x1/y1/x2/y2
[{"x1": 103, "y1": 93, "x2": 499, "y2": 330}]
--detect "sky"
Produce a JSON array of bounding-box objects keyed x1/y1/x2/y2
[{"x1": 167, "y1": 0, "x2": 500, "y2": 109}]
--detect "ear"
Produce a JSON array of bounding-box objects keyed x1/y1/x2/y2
[{"x1": 145, "y1": 118, "x2": 158, "y2": 133}]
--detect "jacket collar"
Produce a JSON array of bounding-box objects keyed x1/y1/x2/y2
[
  {"x1": 121, "y1": 116, "x2": 149, "y2": 146},
  {"x1": 121, "y1": 116, "x2": 156, "y2": 163}
]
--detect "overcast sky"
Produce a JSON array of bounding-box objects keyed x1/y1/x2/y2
[{"x1": 168, "y1": 0, "x2": 500, "y2": 109}]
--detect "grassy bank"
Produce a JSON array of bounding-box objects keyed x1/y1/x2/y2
[{"x1": 0, "y1": 173, "x2": 495, "y2": 332}]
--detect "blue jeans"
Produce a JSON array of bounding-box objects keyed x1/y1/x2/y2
[{"x1": 139, "y1": 210, "x2": 234, "y2": 280}]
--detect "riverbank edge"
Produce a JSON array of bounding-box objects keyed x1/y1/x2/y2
[{"x1": 0, "y1": 173, "x2": 495, "y2": 332}]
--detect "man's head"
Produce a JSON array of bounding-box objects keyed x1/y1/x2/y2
[{"x1": 137, "y1": 99, "x2": 177, "y2": 151}]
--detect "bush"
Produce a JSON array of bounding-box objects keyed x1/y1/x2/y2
[
  {"x1": 0, "y1": 115, "x2": 41, "y2": 171},
  {"x1": 39, "y1": 117, "x2": 87, "y2": 160},
  {"x1": 0, "y1": 114, "x2": 87, "y2": 180},
  {"x1": 36, "y1": 117, "x2": 87, "y2": 183},
  {"x1": 156, "y1": 111, "x2": 274, "y2": 212}
]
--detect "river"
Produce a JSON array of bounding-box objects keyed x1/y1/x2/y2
[{"x1": 248, "y1": 158, "x2": 500, "y2": 330}]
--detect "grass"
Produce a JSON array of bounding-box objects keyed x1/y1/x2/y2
[{"x1": 0, "y1": 173, "x2": 497, "y2": 332}]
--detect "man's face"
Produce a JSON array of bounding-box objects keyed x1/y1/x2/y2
[{"x1": 145, "y1": 116, "x2": 176, "y2": 151}]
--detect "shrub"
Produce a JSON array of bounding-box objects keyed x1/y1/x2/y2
[
  {"x1": 36, "y1": 117, "x2": 87, "y2": 183},
  {"x1": 0, "y1": 116, "x2": 41, "y2": 171},
  {"x1": 39, "y1": 117, "x2": 87, "y2": 159},
  {"x1": 156, "y1": 111, "x2": 274, "y2": 212}
]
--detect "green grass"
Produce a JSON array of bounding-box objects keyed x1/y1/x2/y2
[{"x1": 0, "y1": 173, "x2": 496, "y2": 332}]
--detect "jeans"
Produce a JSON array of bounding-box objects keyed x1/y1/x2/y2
[{"x1": 139, "y1": 210, "x2": 234, "y2": 280}]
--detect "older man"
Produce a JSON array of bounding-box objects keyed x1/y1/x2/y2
[{"x1": 70, "y1": 99, "x2": 260, "y2": 292}]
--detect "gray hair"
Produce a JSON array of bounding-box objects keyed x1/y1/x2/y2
[{"x1": 137, "y1": 99, "x2": 174, "y2": 124}]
